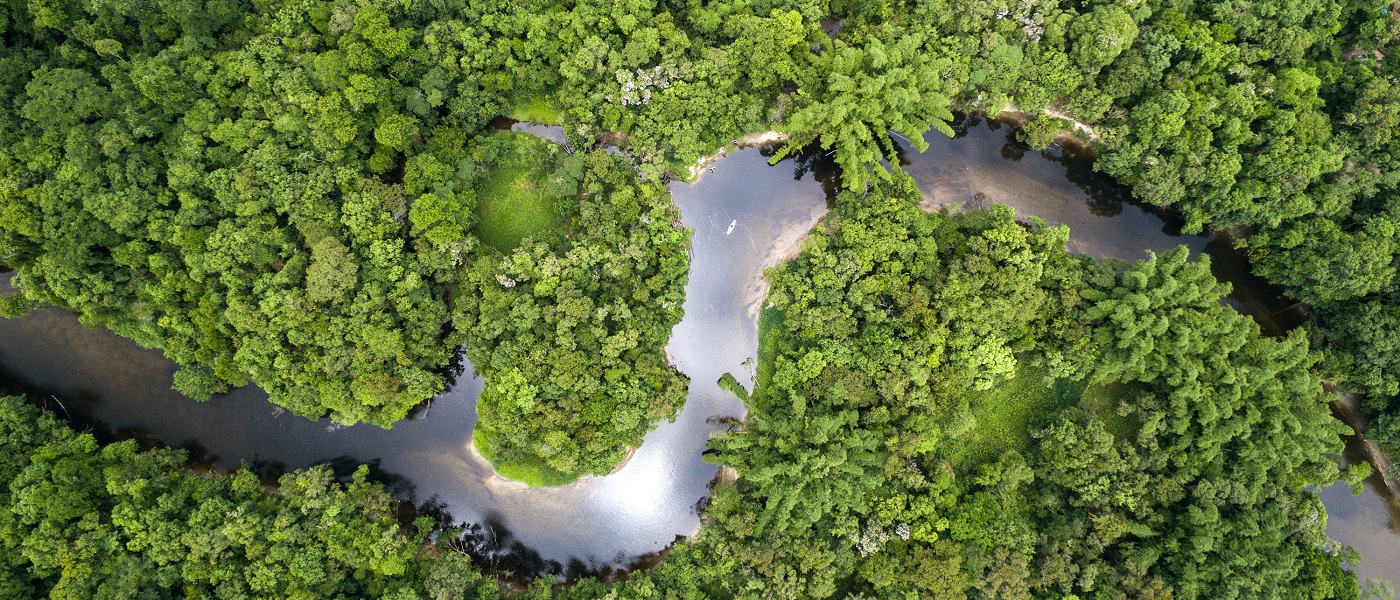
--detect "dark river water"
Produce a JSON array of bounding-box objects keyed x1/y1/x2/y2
[{"x1": 0, "y1": 114, "x2": 1395, "y2": 583}]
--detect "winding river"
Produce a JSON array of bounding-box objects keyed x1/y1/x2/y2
[{"x1": 0, "y1": 114, "x2": 1395, "y2": 583}]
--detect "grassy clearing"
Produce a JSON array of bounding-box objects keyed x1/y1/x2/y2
[
  {"x1": 951, "y1": 363, "x2": 1064, "y2": 467},
  {"x1": 473, "y1": 133, "x2": 565, "y2": 253},
  {"x1": 507, "y1": 96, "x2": 564, "y2": 125},
  {"x1": 1080, "y1": 378, "x2": 1142, "y2": 440},
  {"x1": 950, "y1": 362, "x2": 1145, "y2": 467},
  {"x1": 473, "y1": 430, "x2": 580, "y2": 488},
  {"x1": 755, "y1": 306, "x2": 784, "y2": 392}
]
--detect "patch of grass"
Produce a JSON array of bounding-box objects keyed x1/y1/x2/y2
[
  {"x1": 952, "y1": 360, "x2": 1103, "y2": 467},
  {"x1": 950, "y1": 362, "x2": 1076, "y2": 468},
  {"x1": 473, "y1": 133, "x2": 566, "y2": 253},
  {"x1": 950, "y1": 362, "x2": 1147, "y2": 468},
  {"x1": 1080, "y1": 378, "x2": 1143, "y2": 440},
  {"x1": 507, "y1": 96, "x2": 563, "y2": 125},
  {"x1": 473, "y1": 430, "x2": 580, "y2": 488},
  {"x1": 755, "y1": 305, "x2": 784, "y2": 392}
]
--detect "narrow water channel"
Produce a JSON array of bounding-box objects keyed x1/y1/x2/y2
[
  {"x1": 0, "y1": 115, "x2": 1394, "y2": 582},
  {"x1": 0, "y1": 141, "x2": 835, "y2": 579},
  {"x1": 893, "y1": 115, "x2": 1398, "y2": 583}
]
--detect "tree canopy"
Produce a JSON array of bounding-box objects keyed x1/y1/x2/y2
[
  {"x1": 0, "y1": 395, "x2": 500, "y2": 599},
  {"x1": 456, "y1": 137, "x2": 690, "y2": 482},
  {"x1": 0, "y1": 0, "x2": 1395, "y2": 595},
  {"x1": 644, "y1": 175, "x2": 1361, "y2": 599}
]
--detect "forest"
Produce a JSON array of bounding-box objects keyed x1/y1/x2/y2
[
  {"x1": 673, "y1": 179, "x2": 1364, "y2": 598},
  {"x1": 458, "y1": 133, "x2": 691, "y2": 483},
  {"x1": 0, "y1": 180, "x2": 1378, "y2": 598},
  {"x1": 0, "y1": 0, "x2": 1398, "y2": 596}
]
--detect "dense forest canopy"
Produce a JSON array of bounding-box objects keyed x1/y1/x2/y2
[
  {"x1": 0, "y1": 0, "x2": 1398, "y2": 596},
  {"x1": 676, "y1": 177, "x2": 1361, "y2": 599},
  {"x1": 0, "y1": 396, "x2": 503, "y2": 599},
  {"x1": 5, "y1": 0, "x2": 1400, "y2": 453},
  {"x1": 0, "y1": 0, "x2": 695, "y2": 476},
  {"x1": 0, "y1": 179, "x2": 1374, "y2": 597},
  {"x1": 457, "y1": 133, "x2": 691, "y2": 483}
]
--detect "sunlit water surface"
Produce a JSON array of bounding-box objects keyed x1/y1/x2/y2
[{"x1": 0, "y1": 116, "x2": 1393, "y2": 581}]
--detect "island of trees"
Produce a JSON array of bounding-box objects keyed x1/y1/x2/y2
[{"x1": 0, "y1": 0, "x2": 1397, "y2": 597}]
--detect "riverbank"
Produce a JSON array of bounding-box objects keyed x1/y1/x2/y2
[
  {"x1": 685, "y1": 131, "x2": 790, "y2": 181},
  {"x1": 3, "y1": 117, "x2": 1395, "y2": 584},
  {"x1": 749, "y1": 224, "x2": 818, "y2": 328},
  {"x1": 995, "y1": 102, "x2": 1102, "y2": 145},
  {"x1": 471, "y1": 429, "x2": 584, "y2": 489},
  {"x1": 607, "y1": 447, "x2": 639, "y2": 475},
  {"x1": 1332, "y1": 389, "x2": 1400, "y2": 496}
]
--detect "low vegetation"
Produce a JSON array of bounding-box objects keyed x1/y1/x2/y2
[
  {"x1": 457, "y1": 144, "x2": 691, "y2": 483},
  {"x1": 950, "y1": 362, "x2": 1064, "y2": 467},
  {"x1": 507, "y1": 98, "x2": 565, "y2": 127},
  {"x1": 679, "y1": 176, "x2": 1364, "y2": 598},
  {"x1": 472, "y1": 133, "x2": 568, "y2": 254},
  {"x1": 0, "y1": 0, "x2": 1395, "y2": 596}
]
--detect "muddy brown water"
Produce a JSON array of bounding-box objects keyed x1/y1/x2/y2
[{"x1": 0, "y1": 115, "x2": 1393, "y2": 582}]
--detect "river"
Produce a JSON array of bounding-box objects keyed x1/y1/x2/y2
[
  {"x1": 0, "y1": 114, "x2": 1395, "y2": 583},
  {"x1": 0, "y1": 134, "x2": 834, "y2": 580},
  {"x1": 891, "y1": 115, "x2": 1398, "y2": 584}
]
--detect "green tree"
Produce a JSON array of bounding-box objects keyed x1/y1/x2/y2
[
  {"x1": 1069, "y1": 6, "x2": 1138, "y2": 74},
  {"x1": 774, "y1": 33, "x2": 955, "y2": 190}
]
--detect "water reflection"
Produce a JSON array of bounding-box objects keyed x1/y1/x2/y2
[
  {"x1": 895, "y1": 114, "x2": 1211, "y2": 261},
  {"x1": 0, "y1": 142, "x2": 834, "y2": 578},
  {"x1": 0, "y1": 117, "x2": 1394, "y2": 580},
  {"x1": 893, "y1": 114, "x2": 1306, "y2": 335},
  {"x1": 1318, "y1": 432, "x2": 1400, "y2": 584},
  {"x1": 487, "y1": 117, "x2": 571, "y2": 150}
]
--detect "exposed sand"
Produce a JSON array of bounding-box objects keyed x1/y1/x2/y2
[
  {"x1": 747, "y1": 221, "x2": 822, "y2": 322},
  {"x1": 687, "y1": 131, "x2": 792, "y2": 181},
  {"x1": 997, "y1": 104, "x2": 1102, "y2": 143},
  {"x1": 607, "y1": 446, "x2": 639, "y2": 475}
]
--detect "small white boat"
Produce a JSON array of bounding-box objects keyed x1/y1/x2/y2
[{"x1": 726, "y1": 220, "x2": 736, "y2": 235}]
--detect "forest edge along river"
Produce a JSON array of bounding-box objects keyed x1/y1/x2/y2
[{"x1": 1, "y1": 114, "x2": 1396, "y2": 584}]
